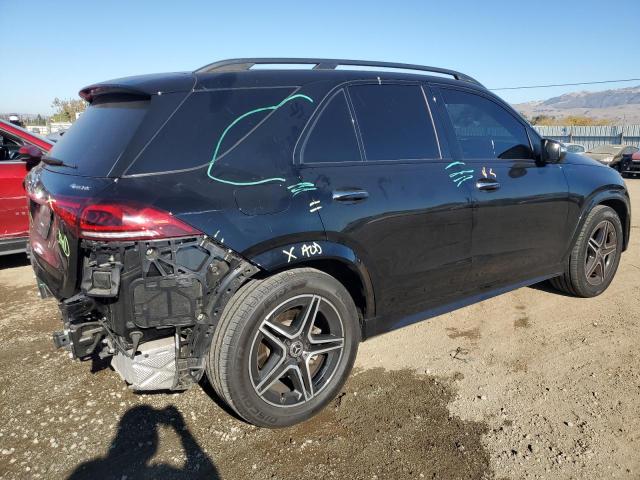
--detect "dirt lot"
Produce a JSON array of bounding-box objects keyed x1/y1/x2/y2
[{"x1": 1, "y1": 180, "x2": 639, "y2": 480}]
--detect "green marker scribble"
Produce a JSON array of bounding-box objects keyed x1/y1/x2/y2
[
  {"x1": 57, "y1": 230, "x2": 70, "y2": 257},
  {"x1": 445, "y1": 161, "x2": 465, "y2": 169},
  {"x1": 445, "y1": 160, "x2": 474, "y2": 187},
  {"x1": 449, "y1": 169, "x2": 475, "y2": 178},
  {"x1": 455, "y1": 175, "x2": 474, "y2": 187},
  {"x1": 287, "y1": 181, "x2": 317, "y2": 197},
  {"x1": 207, "y1": 94, "x2": 314, "y2": 187},
  {"x1": 291, "y1": 188, "x2": 316, "y2": 197},
  {"x1": 287, "y1": 182, "x2": 315, "y2": 190}
]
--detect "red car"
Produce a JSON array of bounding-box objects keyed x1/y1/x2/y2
[{"x1": 0, "y1": 119, "x2": 53, "y2": 255}]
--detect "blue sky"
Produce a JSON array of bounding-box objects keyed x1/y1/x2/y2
[{"x1": 1, "y1": 0, "x2": 639, "y2": 114}]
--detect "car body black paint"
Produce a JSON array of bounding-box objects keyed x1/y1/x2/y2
[
  {"x1": 433, "y1": 85, "x2": 570, "y2": 290},
  {"x1": 29, "y1": 63, "x2": 630, "y2": 355}
]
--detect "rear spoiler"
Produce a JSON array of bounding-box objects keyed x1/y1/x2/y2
[
  {"x1": 79, "y1": 72, "x2": 196, "y2": 103},
  {"x1": 79, "y1": 85, "x2": 151, "y2": 103}
]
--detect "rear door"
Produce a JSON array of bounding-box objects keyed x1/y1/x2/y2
[
  {"x1": 298, "y1": 82, "x2": 474, "y2": 324},
  {"x1": 435, "y1": 86, "x2": 569, "y2": 289}
]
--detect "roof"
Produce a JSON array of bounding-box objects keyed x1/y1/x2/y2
[
  {"x1": 195, "y1": 58, "x2": 483, "y2": 86},
  {"x1": 78, "y1": 58, "x2": 487, "y2": 102}
]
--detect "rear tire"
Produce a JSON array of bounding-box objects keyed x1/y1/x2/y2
[
  {"x1": 206, "y1": 268, "x2": 360, "y2": 427},
  {"x1": 550, "y1": 205, "x2": 622, "y2": 297}
]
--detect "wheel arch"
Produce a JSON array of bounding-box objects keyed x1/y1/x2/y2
[
  {"x1": 569, "y1": 188, "x2": 631, "y2": 257},
  {"x1": 248, "y1": 240, "x2": 376, "y2": 324},
  {"x1": 599, "y1": 197, "x2": 630, "y2": 251}
]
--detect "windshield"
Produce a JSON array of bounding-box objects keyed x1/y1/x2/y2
[{"x1": 47, "y1": 99, "x2": 148, "y2": 177}]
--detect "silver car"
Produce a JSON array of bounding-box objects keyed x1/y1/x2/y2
[
  {"x1": 584, "y1": 144, "x2": 639, "y2": 168},
  {"x1": 562, "y1": 142, "x2": 586, "y2": 154}
]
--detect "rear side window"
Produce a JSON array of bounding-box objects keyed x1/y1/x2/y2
[
  {"x1": 348, "y1": 84, "x2": 440, "y2": 161},
  {"x1": 48, "y1": 100, "x2": 148, "y2": 176},
  {"x1": 302, "y1": 90, "x2": 361, "y2": 163},
  {"x1": 440, "y1": 88, "x2": 533, "y2": 160},
  {"x1": 128, "y1": 88, "x2": 300, "y2": 175}
]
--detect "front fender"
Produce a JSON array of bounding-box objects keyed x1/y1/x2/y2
[{"x1": 566, "y1": 186, "x2": 630, "y2": 258}]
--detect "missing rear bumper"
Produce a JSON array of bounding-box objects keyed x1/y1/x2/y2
[
  {"x1": 52, "y1": 330, "x2": 70, "y2": 349},
  {"x1": 52, "y1": 321, "x2": 105, "y2": 358},
  {"x1": 111, "y1": 337, "x2": 177, "y2": 391},
  {"x1": 47, "y1": 235, "x2": 260, "y2": 390}
]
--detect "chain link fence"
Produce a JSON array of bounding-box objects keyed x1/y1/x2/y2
[{"x1": 533, "y1": 125, "x2": 640, "y2": 148}]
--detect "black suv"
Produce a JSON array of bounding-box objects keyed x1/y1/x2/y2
[{"x1": 28, "y1": 58, "x2": 630, "y2": 427}]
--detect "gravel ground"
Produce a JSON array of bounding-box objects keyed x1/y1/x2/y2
[{"x1": 1, "y1": 179, "x2": 639, "y2": 480}]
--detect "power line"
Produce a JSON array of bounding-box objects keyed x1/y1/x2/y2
[{"x1": 490, "y1": 78, "x2": 640, "y2": 91}]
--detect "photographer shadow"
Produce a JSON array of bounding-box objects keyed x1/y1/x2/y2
[{"x1": 67, "y1": 405, "x2": 219, "y2": 480}]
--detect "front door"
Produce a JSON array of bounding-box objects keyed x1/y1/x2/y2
[
  {"x1": 435, "y1": 86, "x2": 569, "y2": 289},
  {"x1": 297, "y1": 83, "x2": 474, "y2": 327}
]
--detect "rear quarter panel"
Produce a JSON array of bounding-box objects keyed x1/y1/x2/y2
[
  {"x1": 119, "y1": 82, "x2": 335, "y2": 255},
  {"x1": 108, "y1": 171, "x2": 328, "y2": 256}
]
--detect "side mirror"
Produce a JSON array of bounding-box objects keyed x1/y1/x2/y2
[
  {"x1": 541, "y1": 139, "x2": 566, "y2": 163},
  {"x1": 18, "y1": 145, "x2": 43, "y2": 170}
]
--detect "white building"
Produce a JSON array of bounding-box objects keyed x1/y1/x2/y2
[
  {"x1": 50, "y1": 122, "x2": 72, "y2": 133},
  {"x1": 25, "y1": 125, "x2": 50, "y2": 135}
]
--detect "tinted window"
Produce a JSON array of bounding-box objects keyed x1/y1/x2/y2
[
  {"x1": 441, "y1": 88, "x2": 533, "y2": 160},
  {"x1": 129, "y1": 87, "x2": 309, "y2": 175},
  {"x1": 48, "y1": 100, "x2": 148, "y2": 176},
  {"x1": 349, "y1": 84, "x2": 439, "y2": 161},
  {"x1": 0, "y1": 131, "x2": 23, "y2": 161},
  {"x1": 303, "y1": 90, "x2": 361, "y2": 163},
  {"x1": 0, "y1": 132, "x2": 22, "y2": 146}
]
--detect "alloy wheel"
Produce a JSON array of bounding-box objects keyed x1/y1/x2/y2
[
  {"x1": 584, "y1": 220, "x2": 617, "y2": 286},
  {"x1": 249, "y1": 294, "x2": 345, "y2": 407}
]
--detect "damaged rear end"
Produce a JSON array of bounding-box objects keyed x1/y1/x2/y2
[
  {"x1": 29, "y1": 165, "x2": 257, "y2": 390},
  {"x1": 28, "y1": 167, "x2": 257, "y2": 390},
  {"x1": 27, "y1": 76, "x2": 259, "y2": 391}
]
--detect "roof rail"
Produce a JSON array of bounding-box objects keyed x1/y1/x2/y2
[{"x1": 194, "y1": 58, "x2": 483, "y2": 87}]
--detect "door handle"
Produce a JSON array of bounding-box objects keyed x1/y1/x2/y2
[
  {"x1": 475, "y1": 178, "x2": 501, "y2": 191},
  {"x1": 332, "y1": 189, "x2": 369, "y2": 202}
]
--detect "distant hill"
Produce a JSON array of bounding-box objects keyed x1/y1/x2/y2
[{"x1": 514, "y1": 85, "x2": 640, "y2": 123}]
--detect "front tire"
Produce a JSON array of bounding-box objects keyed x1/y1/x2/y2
[
  {"x1": 550, "y1": 205, "x2": 623, "y2": 297},
  {"x1": 206, "y1": 268, "x2": 360, "y2": 427}
]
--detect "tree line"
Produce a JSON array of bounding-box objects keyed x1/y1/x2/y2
[{"x1": 526, "y1": 114, "x2": 611, "y2": 126}]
